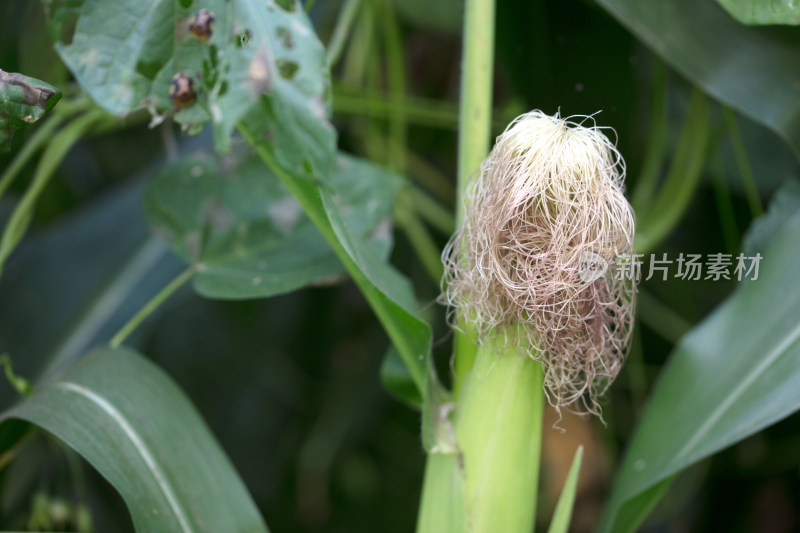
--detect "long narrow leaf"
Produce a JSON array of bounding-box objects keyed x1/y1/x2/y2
[
  {"x1": 599, "y1": 210, "x2": 800, "y2": 532},
  {"x1": 0, "y1": 347, "x2": 268, "y2": 532},
  {"x1": 547, "y1": 446, "x2": 584, "y2": 533}
]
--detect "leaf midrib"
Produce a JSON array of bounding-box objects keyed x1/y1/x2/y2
[{"x1": 57, "y1": 381, "x2": 194, "y2": 533}]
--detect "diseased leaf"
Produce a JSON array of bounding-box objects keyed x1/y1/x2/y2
[
  {"x1": 144, "y1": 148, "x2": 402, "y2": 300},
  {"x1": 599, "y1": 210, "x2": 800, "y2": 533},
  {"x1": 243, "y1": 129, "x2": 432, "y2": 399},
  {"x1": 716, "y1": 0, "x2": 800, "y2": 25},
  {"x1": 0, "y1": 347, "x2": 268, "y2": 532},
  {"x1": 0, "y1": 69, "x2": 61, "y2": 149},
  {"x1": 596, "y1": 0, "x2": 800, "y2": 158},
  {"x1": 50, "y1": 0, "x2": 335, "y2": 180}
]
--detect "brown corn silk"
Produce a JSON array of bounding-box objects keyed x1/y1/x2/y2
[{"x1": 442, "y1": 111, "x2": 637, "y2": 416}]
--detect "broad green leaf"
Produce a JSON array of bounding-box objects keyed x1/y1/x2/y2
[
  {"x1": 243, "y1": 129, "x2": 431, "y2": 398},
  {"x1": 0, "y1": 347, "x2": 268, "y2": 532},
  {"x1": 546, "y1": 446, "x2": 583, "y2": 533},
  {"x1": 716, "y1": 0, "x2": 800, "y2": 25},
  {"x1": 144, "y1": 148, "x2": 402, "y2": 299},
  {"x1": 50, "y1": 0, "x2": 335, "y2": 179},
  {"x1": 0, "y1": 179, "x2": 183, "y2": 410},
  {"x1": 0, "y1": 69, "x2": 61, "y2": 149},
  {"x1": 595, "y1": 0, "x2": 800, "y2": 158},
  {"x1": 599, "y1": 210, "x2": 800, "y2": 533}
]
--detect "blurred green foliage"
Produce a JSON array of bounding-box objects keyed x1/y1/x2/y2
[{"x1": 0, "y1": 0, "x2": 799, "y2": 531}]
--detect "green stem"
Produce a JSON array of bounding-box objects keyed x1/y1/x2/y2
[
  {"x1": 457, "y1": 340, "x2": 543, "y2": 533},
  {"x1": 635, "y1": 89, "x2": 709, "y2": 254},
  {"x1": 625, "y1": 326, "x2": 647, "y2": 414},
  {"x1": 381, "y1": 0, "x2": 408, "y2": 172},
  {"x1": 396, "y1": 203, "x2": 444, "y2": 283},
  {"x1": 452, "y1": 0, "x2": 496, "y2": 399},
  {"x1": 326, "y1": 0, "x2": 361, "y2": 68},
  {"x1": 637, "y1": 289, "x2": 692, "y2": 344},
  {"x1": 418, "y1": 337, "x2": 545, "y2": 533},
  {"x1": 109, "y1": 267, "x2": 194, "y2": 349},
  {"x1": 632, "y1": 59, "x2": 668, "y2": 211},
  {"x1": 333, "y1": 89, "x2": 460, "y2": 130},
  {"x1": 417, "y1": 452, "x2": 466, "y2": 533},
  {"x1": 0, "y1": 109, "x2": 107, "y2": 276},
  {"x1": 340, "y1": 0, "x2": 373, "y2": 88},
  {"x1": 710, "y1": 152, "x2": 740, "y2": 254},
  {"x1": 408, "y1": 186, "x2": 455, "y2": 235},
  {"x1": 0, "y1": 353, "x2": 33, "y2": 396},
  {"x1": 305, "y1": 0, "x2": 317, "y2": 13},
  {"x1": 0, "y1": 114, "x2": 63, "y2": 201},
  {"x1": 406, "y1": 150, "x2": 455, "y2": 205},
  {"x1": 723, "y1": 107, "x2": 763, "y2": 217},
  {"x1": 456, "y1": 0, "x2": 496, "y2": 223}
]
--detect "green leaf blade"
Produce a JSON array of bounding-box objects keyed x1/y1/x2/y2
[
  {"x1": 52, "y1": 0, "x2": 336, "y2": 178},
  {"x1": 144, "y1": 150, "x2": 402, "y2": 300},
  {"x1": 595, "y1": 0, "x2": 800, "y2": 158},
  {"x1": 547, "y1": 446, "x2": 583, "y2": 533},
  {"x1": 600, "y1": 211, "x2": 800, "y2": 532},
  {"x1": 1, "y1": 347, "x2": 268, "y2": 533},
  {"x1": 716, "y1": 0, "x2": 800, "y2": 25}
]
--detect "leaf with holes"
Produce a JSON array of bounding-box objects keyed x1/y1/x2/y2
[
  {"x1": 0, "y1": 347, "x2": 268, "y2": 532},
  {"x1": 598, "y1": 210, "x2": 800, "y2": 533},
  {"x1": 242, "y1": 127, "x2": 432, "y2": 399},
  {"x1": 144, "y1": 148, "x2": 403, "y2": 299},
  {"x1": 49, "y1": 0, "x2": 335, "y2": 179}
]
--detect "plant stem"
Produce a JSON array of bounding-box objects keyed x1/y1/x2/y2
[
  {"x1": 333, "y1": 89, "x2": 460, "y2": 129},
  {"x1": 0, "y1": 114, "x2": 63, "y2": 201},
  {"x1": 635, "y1": 89, "x2": 709, "y2": 254},
  {"x1": 407, "y1": 186, "x2": 455, "y2": 235},
  {"x1": 452, "y1": 0, "x2": 496, "y2": 398},
  {"x1": 406, "y1": 150, "x2": 455, "y2": 205},
  {"x1": 326, "y1": 0, "x2": 361, "y2": 68},
  {"x1": 419, "y1": 337, "x2": 545, "y2": 533},
  {"x1": 0, "y1": 109, "x2": 107, "y2": 276},
  {"x1": 457, "y1": 0, "x2": 496, "y2": 223},
  {"x1": 109, "y1": 267, "x2": 194, "y2": 349},
  {"x1": 632, "y1": 59, "x2": 668, "y2": 211},
  {"x1": 458, "y1": 339, "x2": 543, "y2": 532},
  {"x1": 711, "y1": 151, "x2": 740, "y2": 254},
  {"x1": 396, "y1": 204, "x2": 444, "y2": 283},
  {"x1": 417, "y1": 452, "x2": 465, "y2": 533},
  {"x1": 381, "y1": 0, "x2": 408, "y2": 172},
  {"x1": 723, "y1": 107, "x2": 763, "y2": 217}
]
